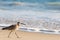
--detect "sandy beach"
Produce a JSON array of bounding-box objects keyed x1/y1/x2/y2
[{"x1": 0, "y1": 30, "x2": 60, "y2": 40}]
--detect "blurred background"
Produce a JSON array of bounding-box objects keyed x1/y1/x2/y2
[{"x1": 0, "y1": 0, "x2": 60, "y2": 30}]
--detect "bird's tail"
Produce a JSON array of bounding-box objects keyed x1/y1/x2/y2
[
  {"x1": 2, "y1": 27, "x2": 8, "y2": 30},
  {"x1": 2, "y1": 28, "x2": 6, "y2": 30}
]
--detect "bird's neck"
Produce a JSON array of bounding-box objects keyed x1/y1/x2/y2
[{"x1": 17, "y1": 23, "x2": 19, "y2": 26}]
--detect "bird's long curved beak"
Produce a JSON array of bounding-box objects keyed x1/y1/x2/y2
[{"x1": 20, "y1": 23, "x2": 26, "y2": 25}]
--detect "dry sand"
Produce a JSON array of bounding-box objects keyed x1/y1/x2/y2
[{"x1": 0, "y1": 30, "x2": 60, "y2": 40}]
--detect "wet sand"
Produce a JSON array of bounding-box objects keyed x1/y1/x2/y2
[{"x1": 0, "y1": 30, "x2": 60, "y2": 40}]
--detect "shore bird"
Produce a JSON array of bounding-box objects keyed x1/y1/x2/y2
[{"x1": 2, "y1": 22, "x2": 26, "y2": 38}]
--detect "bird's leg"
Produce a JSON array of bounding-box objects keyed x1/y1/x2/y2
[
  {"x1": 8, "y1": 30, "x2": 13, "y2": 38},
  {"x1": 15, "y1": 31, "x2": 19, "y2": 38}
]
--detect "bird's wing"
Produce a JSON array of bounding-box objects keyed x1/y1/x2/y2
[{"x1": 8, "y1": 25, "x2": 15, "y2": 28}]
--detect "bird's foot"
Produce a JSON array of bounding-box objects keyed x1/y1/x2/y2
[
  {"x1": 17, "y1": 36, "x2": 22, "y2": 38},
  {"x1": 8, "y1": 36, "x2": 10, "y2": 38}
]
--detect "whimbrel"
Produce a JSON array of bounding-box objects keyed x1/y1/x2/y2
[{"x1": 2, "y1": 22, "x2": 26, "y2": 38}]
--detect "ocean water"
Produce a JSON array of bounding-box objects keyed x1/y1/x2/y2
[
  {"x1": 0, "y1": 0, "x2": 60, "y2": 19},
  {"x1": 0, "y1": 0, "x2": 60, "y2": 34}
]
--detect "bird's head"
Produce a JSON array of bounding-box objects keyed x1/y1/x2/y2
[
  {"x1": 17, "y1": 22, "x2": 26, "y2": 26},
  {"x1": 17, "y1": 22, "x2": 20, "y2": 26}
]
